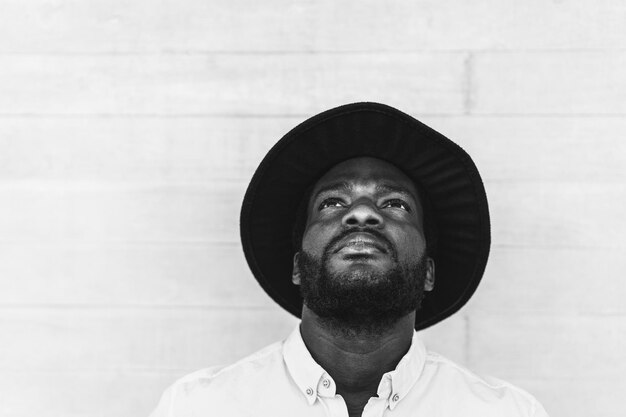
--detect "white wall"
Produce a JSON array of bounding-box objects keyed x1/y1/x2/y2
[{"x1": 1, "y1": 1, "x2": 625, "y2": 416}]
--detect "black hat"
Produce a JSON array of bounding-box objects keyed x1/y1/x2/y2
[{"x1": 240, "y1": 102, "x2": 490, "y2": 330}]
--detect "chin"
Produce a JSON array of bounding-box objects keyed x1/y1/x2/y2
[{"x1": 296, "y1": 249, "x2": 428, "y2": 335}]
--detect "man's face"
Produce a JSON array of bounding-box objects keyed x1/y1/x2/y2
[{"x1": 292, "y1": 157, "x2": 434, "y2": 334}]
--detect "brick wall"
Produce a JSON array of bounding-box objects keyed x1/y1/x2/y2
[{"x1": 1, "y1": 1, "x2": 625, "y2": 416}]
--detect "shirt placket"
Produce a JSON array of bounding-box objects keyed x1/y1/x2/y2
[
  {"x1": 319, "y1": 395, "x2": 350, "y2": 417},
  {"x1": 361, "y1": 374, "x2": 393, "y2": 417},
  {"x1": 361, "y1": 396, "x2": 389, "y2": 417}
]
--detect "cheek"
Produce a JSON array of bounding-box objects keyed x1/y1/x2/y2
[
  {"x1": 393, "y1": 225, "x2": 426, "y2": 258},
  {"x1": 300, "y1": 222, "x2": 332, "y2": 255}
]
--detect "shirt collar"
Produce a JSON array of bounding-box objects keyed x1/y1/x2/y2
[
  {"x1": 282, "y1": 324, "x2": 427, "y2": 409},
  {"x1": 282, "y1": 325, "x2": 330, "y2": 405}
]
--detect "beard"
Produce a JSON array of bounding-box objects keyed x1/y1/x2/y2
[{"x1": 296, "y1": 236, "x2": 428, "y2": 337}]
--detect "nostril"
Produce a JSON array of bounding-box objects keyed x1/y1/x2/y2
[
  {"x1": 343, "y1": 213, "x2": 382, "y2": 227},
  {"x1": 342, "y1": 201, "x2": 384, "y2": 227}
]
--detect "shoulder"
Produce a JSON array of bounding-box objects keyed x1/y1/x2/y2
[
  {"x1": 424, "y1": 350, "x2": 534, "y2": 397},
  {"x1": 176, "y1": 340, "x2": 284, "y2": 393},
  {"x1": 149, "y1": 341, "x2": 286, "y2": 417},
  {"x1": 421, "y1": 350, "x2": 548, "y2": 416}
]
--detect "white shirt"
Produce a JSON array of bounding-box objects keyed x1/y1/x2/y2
[{"x1": 150, "y1": 325, "x2": 549, "y2": 417}]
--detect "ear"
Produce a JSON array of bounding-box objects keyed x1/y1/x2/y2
[
  {"x1": 424, "y1": 257, "x2": 435, "y2": 292},
  {"x1": 292, "y1": 252, "x2": 301, "y2": 285}
]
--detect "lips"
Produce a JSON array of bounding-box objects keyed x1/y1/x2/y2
[{"x1": 332, "y1": 232, "x2": 389, "y2": 254}]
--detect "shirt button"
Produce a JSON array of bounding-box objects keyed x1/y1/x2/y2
[
  {"x1": 392, "y1": 394, "x2": 400, "y2": 402},
  {"x1": 306, "y1": 388, "x2": 314, "y2": 396},
  {"x1": 322, "y1": 379, "x2": 330, "y2": 388}
]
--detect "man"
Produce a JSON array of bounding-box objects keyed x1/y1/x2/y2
[{"x1": 150, "y1": 102, "x2": 549, "y2": 416}]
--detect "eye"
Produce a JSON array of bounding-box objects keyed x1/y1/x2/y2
[
  {"x1": 318, "y1": 198, "x2": 345, "y2": 210},
  {"x1": 382, "y1": 199, "x2": 411, "y2": 212}
]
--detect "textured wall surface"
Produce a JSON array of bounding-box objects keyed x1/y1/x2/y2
[{"x1": 1, "y1": 1, "x2": 625, "y2": 416}]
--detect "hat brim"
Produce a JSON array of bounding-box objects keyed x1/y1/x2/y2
[{"x1": 240, "y1": 102, "x2": 490, "y2": 331}]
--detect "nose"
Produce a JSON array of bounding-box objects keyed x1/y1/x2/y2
[{"x1": 342, "y1": 199, "x2": 384, "y2": 228}]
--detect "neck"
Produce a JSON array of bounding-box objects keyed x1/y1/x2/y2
[{"x1": 299, "y1": 306, "x2": 415, "y2": 412}]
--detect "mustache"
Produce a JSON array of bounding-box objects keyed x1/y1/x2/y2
[{"x1": 325, "y1": 228, "x2": 395, "y2": 257}]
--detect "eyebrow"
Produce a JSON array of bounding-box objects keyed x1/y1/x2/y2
[
  {"x1": 313, "y1": 181, "x2": 415, "y2": 200},
  {"x1": 313, "y1": 181, "x2": 352, "y2": 198},
  {"x1": 375, "y1": 183, "x2": 415, "y2": 197}
]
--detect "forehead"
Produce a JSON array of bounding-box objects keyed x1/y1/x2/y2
[{"x1": 311, "y1": 157, "x2": 418, "y2": 197}]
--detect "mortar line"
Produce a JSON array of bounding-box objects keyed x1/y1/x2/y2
[
  {"x1": 463, "y1": 52, "x2": 474, "y2": 115},
  {"x1": 464, "y1": 315, "x2": 471, "y2": 366}
]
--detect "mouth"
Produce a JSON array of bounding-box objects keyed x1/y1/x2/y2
[{"x1": 332, "y1": 232, "x2": 389, "y2": 255}]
